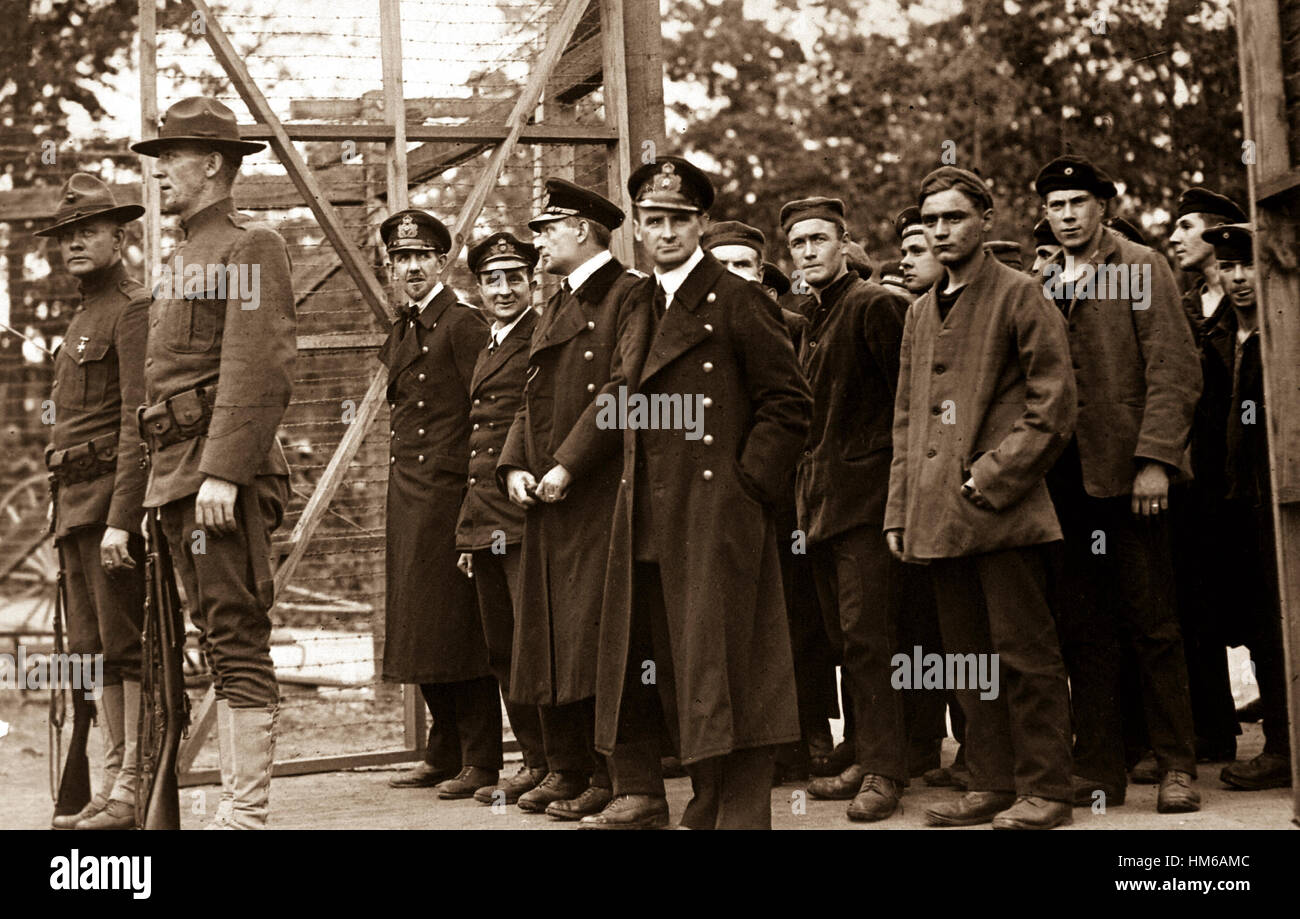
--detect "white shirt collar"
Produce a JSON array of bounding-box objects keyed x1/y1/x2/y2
[
  {"x1": 413, "y1": 281, "x2": 444, "y2": 314},
  {"x1": 654, "y1": 246, "x2": 705, "y2": 307},
  {"x1": 566, "y1": 250, "x2": 613, "y2": 293},
  {"x1": 490, "y1": 308, "x2": 529, "y2": 347}
]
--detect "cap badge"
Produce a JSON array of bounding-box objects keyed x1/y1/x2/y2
[
  {"x1": 397, "y1": 214, "x2": 418, "y2": 239},
  {"x1": 1063, "y1": 166, "x2": 1074, "y2": 176},
  {"x1": 494, "y1": 238, "x2": 512, "y2": 255}
]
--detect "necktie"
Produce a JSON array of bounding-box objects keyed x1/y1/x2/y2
[
  {"x1": 652, "y1": 282, "x2": 667, "y2": 322},
  {"x1": 398, "y1": 302, "x2": 419, "y2": 325}
]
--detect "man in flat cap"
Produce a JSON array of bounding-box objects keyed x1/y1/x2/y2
[
  {"x1": 1029, "y1": 218, "x2": 1061, "y2": 277},
  {"x1": 1036, "y1": 154, "x2": 1203, "y2": 814},
  {"x1": 547, "y1": 155, "x2": 811, "y2": 829},
  {"x1": 376, "y1": 207, "x2": 499, "y2": 801},
  {"x1": 896, "y1": 206, "x2": 944, "y2": 300},
  {"x1": 780, "y1": 195, "x2": 913, "y2": 821},
  {"x1": 497, "y1": 178, "x2": 638, "y2": 819},
  {"x1": 1163, "y1": 186, "x2": 1253, "y2": 775},
  {"x1": 36, "y1": 175, "x2": 149, "y2": 829},
  {"x1": 702, "y1": 218, "x2": 837, "y2": 784},
  {"x1": 452, "y1": 232, "x2": 548, "y2": 809},
  {"x1": 886, "y1": 166, "x2": 1076, "y2": 830},
  {"x1": 131, "y1": 97, "x2": 295, "y2": 828},
  {"x1": 1198, "y1": 225, "x2": 1290, "y2": 791}
]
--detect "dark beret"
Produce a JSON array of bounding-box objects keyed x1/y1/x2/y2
[
  {"x1": 1105, "y1": 216, "x2": 1147, "y2": 245},
  {"x1": 761, "y1": 261, "x2": 791, "y2": 296},
  {"x1": 1201, "y1": 224, "x2": 1253, "y2": 263},
  {"x1": 780, "y1": 197, "x2": 847, "y2": 234},
  {"x1": 844, "y1": 240, "x2": 873, "y2": 280},
  {"x1": 467, "y1": 231, "x2": 538, "y2": 275},
  {"x1": 702, "y1": 220, "x2": 766, "y2": 256},
  {"x1": 879, "y1": 261, "x2": 906, "y2": 286},
  {"x1": 529, "y1": 177, "x2": 624, "y2": 232},
  {"x1": 917, "y1": 166, "x2": 992, "y2": 211},
  {"x1": 894, "y1": 206, "x2": 924, "y2": 239},
  {"x1": 380, "y1": 209, "x2": 451, "y2": 253},
  {"x1": 1034, "y1": 155, "x2": 1117, "y2": 200},
  {"x1": 1032, "y1": 218, "x2": 1058, "y2": 248},
  {"x1": 627, "y1": 156, "x2": 714, "y2": 213},
  {"x1": 1176, "y1": 187, "x2": 1247, "y2": 223}
]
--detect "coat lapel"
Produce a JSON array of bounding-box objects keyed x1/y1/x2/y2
[
  {"x1": 380, "y1": 285, "x2": 460, "y2": 383},
  {"x1": 637, "y1": 254, "x2": 721, "y2": 387},
  {"x1": 471, "y1": 309, "x2": 536, "y2": 394}
]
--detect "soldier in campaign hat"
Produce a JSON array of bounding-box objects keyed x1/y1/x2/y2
[
  {"x1": 130, "y1": 96, "x2": 295, "y2": 828},
  {"x1": 37, "y1": 175, "x2": 149, "y2": 830}
]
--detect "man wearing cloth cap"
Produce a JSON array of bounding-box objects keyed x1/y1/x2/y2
[
  {"x1": 1162, "y1": 187, "x2": 1252, "y2": 774},
  {"x1": 37, "y1": 175, "x2": 149, "y2": 829},
  {"x1": 376, "y1": 207, "x2": 500, "y2": 800},
  {"x1": 702, "y1": 218, "x2": 837, "y2": 783},
  {"x1": 896, "y1": 206, "x2": 944, "y2": 299},
  {"x1": 497, "y1": 179, "x2": 637, "y2": 818},
  {"x1": 545, "y1": 156, "x2": 811, "y2": 829},
  {"x1": 1036, "y1": 154, "x2": 1202, "y2": 813},
  {"x1": 450, "y1": 232, "x2": 549, "y2": 808},
  {"x1": 1029, "y1": 218, "x2": 1061, "y2": 276},
  {"x1": 131, "y1": 97, "x2": 295, "y2": 828},
  {"x1": 780, "y1": 196, "x2": 910, "y2": 821},
  {"x1": 1198, "y1": 225, "x2": 1291, "y2": 790},
  {"x1": 886, "y1": 166, "x2": 1077, "y2": 829}
]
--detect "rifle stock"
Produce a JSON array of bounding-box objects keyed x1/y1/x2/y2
[{"x1": 50, "y1": 543, "x2": 93, "y2": 817}]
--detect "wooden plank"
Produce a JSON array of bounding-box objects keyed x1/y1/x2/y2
[
  {"x1": 236, "y1": 122, "x2": 617, "y2": 144},
  {"x1": 296, "y1": 332, "x2": 387, "y2": 351},
  {"x1": 600, "y1": 0, "x2": 635, "y2": 265},
  {"x1": 621, "y1": 0, "x2": 666, "y2": 271},
  {"x1": 188, "y1": 0, "x2": 392, "y2": 325},
  {"x1": 1258, "y1": 167, "x2": 1300, "y2": 202},
  {"x1": 139, "y1": 0, "x2": 161, "y2": 283},
  {"x1": 380, "y1": 0, "x2": 409, "y2": 213},
  {"x1": 176, "y1": 686, "x2": 216, "y2": 776}
]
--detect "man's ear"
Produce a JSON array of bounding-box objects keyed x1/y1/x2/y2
[
  {"x1": 981, "y1": 208, "x2": 995, "y2": 233},
  {"x1": 435, "y1": 251, "x2": 452, "y2": 277},
  {"x1": 204, "y1": 149, "x2": 225, "y2": 180}
]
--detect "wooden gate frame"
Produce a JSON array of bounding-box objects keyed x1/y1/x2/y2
[
  {"x1": 136, "y1": 0, "x2": 665, "y2": 782},
  {"x1": 1235, "y1": 0, "x2": 1300, "y2": 823}
]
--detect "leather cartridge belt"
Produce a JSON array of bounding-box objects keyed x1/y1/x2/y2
[
  {"x1": 46, "y1": 434, "x2": 118, "y2": 486},
  {"x1": 139, "y1": 385, "x2": 215, "y2": 450}
]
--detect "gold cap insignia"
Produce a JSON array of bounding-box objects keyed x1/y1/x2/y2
[{"x1": 397, "y1": 214, "x2": 419, "y2": 239}]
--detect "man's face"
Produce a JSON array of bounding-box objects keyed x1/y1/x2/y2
[
  {"x1": 153, "y1": 144, "x2": 220, "y2": 216},
  {"x1": 534, "y1": 218, "x2": 584, "y2": 275},
  {"x1": 390, "y1": 248, "x2": 448, "y2": 302},
  {"x1": 477, "y1": 266, "x2": 533, "y2": 323},
  {"x1": 1220, "y1": 259, "x2": 1257, "y2": 310},
  {"x1": 633, "y1": 208, "x2": 705, "y2": 271},
  {"x1": 920, "y1": 189, "x2": 989, "y2": 267},
  {"x1": 899, "y1": 232, "x2": 943, "y2": 292},
  {"x1": 709, "y1": 243, "x2": 762, "y2": 282},
  {"x1": 1031, "y1": 244, "x2": 1062, "y2": 275},
  {"x1": 1044, "y1": 189, "x2": 1105, "y2": 254},
  {"x1": 56, "y1": 219, "x2": 123, "y2": 277},
  {"x1": 1169, "y1": 213, "x2": 1216, "y2": 271},
  {"x1": 786, "y1": 218, "x2": 846, "y2": 289}
]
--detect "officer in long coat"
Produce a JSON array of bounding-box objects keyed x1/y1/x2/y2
[
  {"x1": 377, "y1": 209, "x2": 500, "y2": 800},
  {"x1": 37, "y1": 175, "x2": 149, "y2": 830},
  {"x1": 542, "y1": 157, "x2": 812, "y2": 829},
  {"x1": 130, "y1": 97, "x2": 296, "y2": 828},
  {"x1": 498, "y1": 179, "x2": 637, "y2": 819}
]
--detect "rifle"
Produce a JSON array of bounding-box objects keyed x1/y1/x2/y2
[
  {"x1": 135, "y1": 507, "x2": 189, "y2": 830},
  {"x1": 49, "y1": 531, "x2": 94, "y2": 818}
]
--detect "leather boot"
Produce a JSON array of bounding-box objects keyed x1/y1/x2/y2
[
  {"x1": 108, "y1": 680, "x2": 141, "y2": 805},
  {"x1": 991, "y1": 795, "x2": 1072, "y2": 830},
  {"x1": 74, "y1": 684, "x2": 134, "y2": 830},
  {"x1": 51, "y1": 694, "x2": 118, "y2": 828},
  {"x1": 1220, "y1": 752, "x2": 1292, "y2": 790},
  {"x1": 205, "y1": 699, "x2": 237, "y2": 828},
  {"x1": 227, "y1": 705, "x2": 277, "y2": 829}
]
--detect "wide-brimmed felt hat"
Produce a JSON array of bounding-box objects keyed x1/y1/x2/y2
[
  {"x1": 131, "y1": 97, "x2": 266, "y2": 157},
  {"x1": 34, "y1": 173, "x2": 144, "y2": 238}
]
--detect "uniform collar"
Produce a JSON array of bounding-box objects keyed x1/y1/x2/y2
[
  {"x1": 566, "y1": 250, "x2": 613, "y2": 293},
  {"x1": 813, "y1": 267, "x2": 856, "y2": 307},
  {"x1": 76, "y1": 259, "x2": 128, "y2": 300},
  {"x1": 654, "y1": 245, "x2": 705, "y2": 303},
  {"x1": 180, "y1": 196, "x2": 237, "y2": 239},
  {"x1": 490, "y1": 307, "x2": 529, "y2": 346},
  {"x1": 411, "y1": 281, "x2": 445, "y2": 314}
]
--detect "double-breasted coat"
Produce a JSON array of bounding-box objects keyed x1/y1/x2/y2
[
  {"x1": 379, "y1": 285, "x2": 491, "y2": 684},
  {"x1": 557, "y1": 252, "x2": 813, "y2": 764},
  {"x1": 455, "y1": 308, "x2": 538, "y2": 551},
  {"x1": 496, "y1": 257, "x2": 640, "y2": 705},
  {"x1": 885, "y1": 252, "x2": 1077, "y2": 560}
]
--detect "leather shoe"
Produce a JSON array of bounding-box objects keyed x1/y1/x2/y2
[
  {"x1": 53, "y1": 793, "x2": 110, "y2": 830},
  {"x1": 1130, "y1": 752, "x2": 1159, "y2": 785},
  {"x1": 925, "y1": 790, "x2": 1016, "y2": 827},
  {"x1": 1156, "y1": 770, "x2": 1201, "y2": 813},
  {"x1": 1071, "y1": 774, "x2": 1125, "y2": 807},
  {"x1": 578, "y1": 794, "x2": 670, "y2": 829},
  {"x1": 809, "y1": 740, "x2": 854, "y2": 777},
  {"x1": 546, "y1": 784, "x2": 613, "y2": 820},
  {"x1": 389, "y1": 762, "x2": 457, "y2": 788},
  {"x1": 517, "y1": 770, "x2": 590, "y2": 813},
  {"x1": 474, "y1": 764, "x2": 546, "y2": 805},
  {"x1": 807, "y1": 763, "x2": 865, "y2": 800},
  {"x1": 846, "y1": 774, "x2": 902, "y2": 822},
  {"x1": 1220, "y1": 753, "x2": 1292, "y2": 791},
  {"x1": 75, "y1": 799, "x2": 136, "y2": 830},
  {"x1": 991, "y1": 795, "x2": 1072, "y2": 830},
  {"x1": 436, "y1": 766, "x2": 497, "y2": 800}
]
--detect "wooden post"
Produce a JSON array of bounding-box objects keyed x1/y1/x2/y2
[
  {"x1": 600, "y1": 0, "x2": 634, "y2": 264},
  {"x1": 1235, "y1": 0, "x2": 1300, "y2": 821},
  {"x1": 620, "y1": 0, "x2": 665, "y2": 270},
  {"x1": 138, "y1": 0, "x2": 161, "y2": 278}
]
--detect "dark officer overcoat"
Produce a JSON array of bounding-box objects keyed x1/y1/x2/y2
[
  {"x1": 497, "y1": 258, "x2": 640, "y2": 706},
  {"x1": 557, "y1": 252, "x2": 812, "y2": 764},
  {"x1": 379, "y1": 285, "x2": 491, "y2": 684}
]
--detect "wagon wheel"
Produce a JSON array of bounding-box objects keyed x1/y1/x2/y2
[{"x1": 0, "y1": 472, "x2": 58, "y2": 635}]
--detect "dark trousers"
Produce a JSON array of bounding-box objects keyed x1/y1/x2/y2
[
  {"x1": 1048, "y1": 443, "x2": 1197, "y2": 787},
  {"x1": 1242, "y1": 502, "x2": 1291, "y2": 757},
  {"x1": 779, "y1": 525, "x2": 837, "y2": 756},
  {"x1": 929, "y1": 545, "x2": 1073, "y2": 802},
  {"x1": 810, "y1": 525, "x2": 907, "y2": 781},
  {"x1": 420, "y1": 678, "x2": 503, "y2": 771},
  {"x1": 539, "y1": 697, "x2": 610, "y2": 786},
  {"x1": 896, "y1": 561, "x2": 954, "y2": 770},
  {"x1": 471, "y1": 546, "x2": 545, "y2": 771},
  {"x1": 159, "y1": 476, "x2": 285, "y2": 708},
  {"x1": 682, "y1": 746, "x2": 776, "y2": 829},
  {"x1": 59, "y1": 525, "x2": 145, "y2": 684}
]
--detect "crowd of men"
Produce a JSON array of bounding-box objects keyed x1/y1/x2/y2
[{"x1": 39, "y1": 94, "x2": 1287, "y2": 831}]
